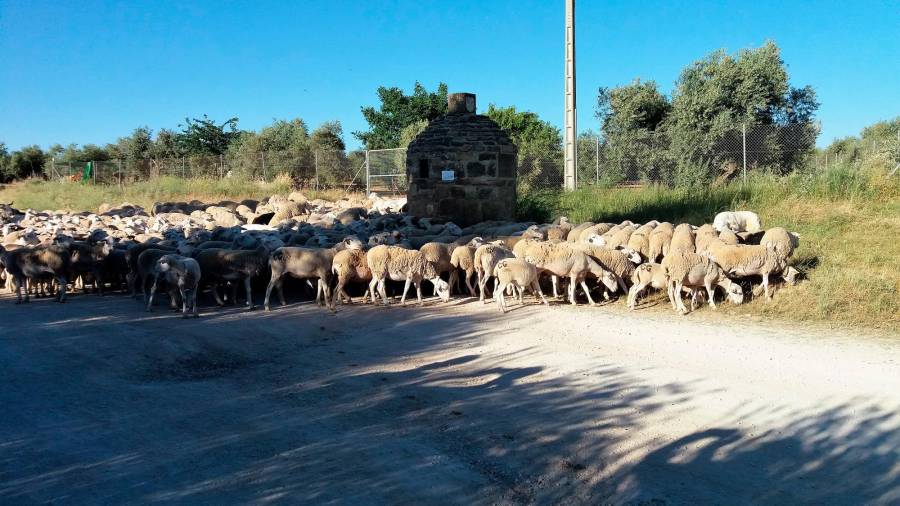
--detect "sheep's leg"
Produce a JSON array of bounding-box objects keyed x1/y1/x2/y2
[
  {"x1": 551, "y1": 276, "x2": 560, "y2": 298},
  {"x1": 616, "y1": 276, "x2": 628, "y2": 296},
  {"x1": 378, "y1": 279, "x2": 389, "y2": 306},
  {"x1": 675, "y1": 281, "x2": 690, "y2": 314},
  {"x1": 477, "y1": 271, "x2": 487, "y2": 303},
  {"x1": 465, "y1": 270, "x2": 476, "y2": 297},
  {"x1": 400, "y1": 278, "x2": 412, "y2": 306},
  {"x1": 415, "y1": 280, "x2": 424, "y2": 307},
  {"x1": 706, "y1": 281, "x2": 717, "y2": 310},
  {"x1": 94, "y1": 269, "x2": 104, "y2": 296},
  {"x1": 581, "y1": 280, "x2": 597, "y2": 306},
  {"x1": 128, "y1": 272, "x2": 137, "y2": 298},
  {"x1": 332, "y1": 279, "x2": 345, "y2": 307},
  {"x1": 666, "y1": 281, "x2": 677, "y2": 311},
  {"x1": 496, "y1": 281, "x2": 507, "y2": 313},
  {"x1": 180, "y1": 287, "x2": 189, "y2": 318},
  {"x1": 448, "y1": 270, "x2": 458, "y2": 295},
  {"x1": 192, "y1": 289, "x2": 199, "y2": 317},
  {"x1": 230, "y1": 283, "x2": 239, "y2": 305},
  {"x1": 168, "y1": 286, "x2": 180, "y2": 310},
  {"x1": 244, "y1": 277, "x2": 254, "y2": 310},
  {"x1": 568, "y1": 279, "x2": 577, "y2": 305},
  {"x1": 763, "y1": 273, "x2": 772, "y2": 300},
  {"x1": 264, "y1": 276, "x2": 279, "y2": 311},
  {"x1": 531, "y1": 280, "x2": 549, "y2": 306},
  {"x1": 211, "y1": 283, "x2": 225, "y2": 306},
  {"x1": 56, "y1": 276, "x2": 67, "y2": 302},
  {"x1": 12, "y1": 276, "x2": 23, "y2": 303},
  {"x1": 368, "y1": 278, "x2": 379, "y2": 305},
  {"x1": 146, "y1": 276, "x2": 158, "y2": 312}
]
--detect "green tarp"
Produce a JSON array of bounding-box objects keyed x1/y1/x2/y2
[{"x1": 81, "y1": 161, "x2": 92, "y2": 183}]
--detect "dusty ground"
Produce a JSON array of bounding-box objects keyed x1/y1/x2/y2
[{"x1": 1, "y1": 290, "x2": 898, "y2": 505}]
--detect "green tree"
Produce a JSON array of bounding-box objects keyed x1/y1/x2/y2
[
  {"x1": 0, "y1": 142, "x2": 10, "y2": 182},
  {"x1": 114, "y1": 127, "x2": 154, "y2": 161},
  {"x1": 226, "y1": 118, "x2": 312, "y2": 179},
  {"x1": 178, "y1": 115, "x2": 240, "y2": 156},
  {"x1": 354, "y1": 82, "x2": 448, "y2": 149},
  {"x1": 485, "y1": 104, "x2": 562, "y2": 187},
  {"x1": 4, "y1": 145, "x2": 46, "y2": 181},
  {"x1": 152, "y1": 128, "x2": 184, "y2": 159},
  {"x1": 596, "y1": 79, "x2": 671, "y2": 136},
  {"x1": 310, "y1": 121, "x2": 346, "y2": 152},
  {"x1": 398, "y1": 119, "x2": 429, "y2": 148}
]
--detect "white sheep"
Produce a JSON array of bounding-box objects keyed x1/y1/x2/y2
[
  {"x1": 522, "y1": 244, "x2": 619, "y2": 306},
  {"x1": 647, "y1": 222, "x2": 674, "y2": 262},
  {"x1": 492, "y1": 258, "x2": 549, "y2": 312},
  {"x1": 713, "y1": 211, "x2": 762, "y2": 234},
  {"x1": 627, "y1": 262, "x2": 667, "y2": 309},
  {"x1": 706, "y1": 242, "x2": 786, "y2": 300},
  {"x1": 331, "y1": 248, "x2": 372, "y2": 306},
  {"x1": 662, "y1": 251, "x2": 745, "y2": 314},
  {"x1": 448, "y1": 237, "x2": 484, "y2": 296},
  {"x1": 759, "y1": 227, "x2": 801, "y2": 259},
  {"x1": 146, "y1": 254, "x2": 201, "y2": 318},
  {"x1": 366, "y1": 245, "x2": 450, "y2": 306},
  {"x1": 474, "y1": 243, "x2": 516, "y2": 302},
  {"x1": 668, "y1": 223, "x2": 696, "y2": 254}
]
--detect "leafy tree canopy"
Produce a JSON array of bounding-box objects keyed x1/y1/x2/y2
[
  {"x1": 355, "y1": 82, "x2": 448, "y2": 149},
  {"x1": 596, "y1": 79, "x2": 671, "y2": 136},
  {"x1": 178, "y1": 115, "x2": 240, "y2": 156},
  {"x1": 485, "y1": 104, "x2": 562, "y2": 159}
]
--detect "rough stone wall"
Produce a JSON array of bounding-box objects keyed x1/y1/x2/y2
[{"x1": 407, "y1": 112, "x2": 517, "y2": 226}]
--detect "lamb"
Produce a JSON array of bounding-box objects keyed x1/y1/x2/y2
[
  {"x1": 473, "y1": 243, "x2": 516, "y2": 302},
  {"x1": 0, "y1": 244, "x2": 71, "y2": 304},
  {"x1": 492, "y1": 258, "x2": 549, "y2": 313},
  {"x1": 366, "y1": 245, "x2": 450, "y2": 306},
  {"x1": 126, "y1": 242, "x2": 176, "y2": 297},
  {"x1": 713, "y1": 211, "x2": 762, "y2": 234},
  {"x1": 661, "y1": 251, "x2": 745, "y2": 314},
  {"x1": 706, "y1": 242, "x2": 787, "y2": 300},
  {"x1": 331, "y1": 247, "x2": 372, "y2": 306},
  {"x1": 668, "y1": 223, "x2": 695, "y2": 254},
  {"x1": 419, "y1": 242, "x2": 454, "y2": 295},
  {"x1": 522, "y1": 245, "x2": 619, "y2": 306},
  {"x1": 264, "y1": 236, "x2": 364, "y2": 311},
  {"x1": 136, "y1": 248, "x2": 176, "y2": 303},
  {"x1": 196, "y1": 246, "x2": 270, "y2": 310},
  {"x1": 759, "y1": 227, "x2": 801, "y2": 259},
  {"x1": 647, "y1": 222, "x2": 674, "y2": 262},
  {"x1": 146, "y1": 254, "x2": 201, "y2": 318},
  {"x1": 448, "y1": 237, "x2": 484, "y2": 296},
  {"x1": 627, "y1": 262, "x2": 667, "y2": 309}
]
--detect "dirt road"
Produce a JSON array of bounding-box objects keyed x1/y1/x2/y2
[{"x1": 1, "y1": 293, "x2": 898, "y2": 504}]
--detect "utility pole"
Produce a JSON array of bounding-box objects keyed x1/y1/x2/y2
[{"x1": 564, "y1": 0, "x2": 577, "y2": 190}]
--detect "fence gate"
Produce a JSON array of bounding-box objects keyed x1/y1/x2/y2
[{"x1": 365, "y1": 148, "x2": 407, "y2": 195}]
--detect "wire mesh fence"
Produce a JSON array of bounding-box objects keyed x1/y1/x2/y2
[{"x1": 44, "y1": 123, "x2": 898, "y2": 193}]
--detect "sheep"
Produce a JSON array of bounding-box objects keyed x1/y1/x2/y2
[
  {"x1": 760, "y1": 227, "x2": 801, "y2": 259},
  {"x1": 625, "y1": 222, "x2": 658, "y2": 261},
  {"x1": 100, "y1": 248, "x2": 129, "y2": 292},
  {"x1": 366, "y1": 245, "x2": 450, "y2": 306},
  {"x1": 522, "y1": 245, "x2": 619, "y2": 306},
  {"x1": 126, "y1": 242, "x2": 176, "y2": 297},
  {"x1": 713, "y1": 211, "x2": 762, "y2": 234},
  {"x1": 668, "y1": 223, "x2": 695, "y2": 254},
  {"x1": 576, "y1": 223, "x2": 613, "y2": 243},
  {"x1": 196, "y1": 246, "x2": 270, "y2": 310},
  {"x1": 419, "y1": 242, "x2": 455, "y2": 295},
  {"x1": 264, "y1": 236, "x2": 364, "y2": 311},
  {"x1": 694, "y1": 224, "x2": 721, "y2": 255},
  {"x1": 331, "y1": 248, "x2": 372, "y2": 306},
  {"x1": 718, "y1": 229, "x2": 741, "y2": 245},
  {"x1": 661, "y1": 251, "x2": 745, "y2": 314},
  {"x1": 136, "y1": 248, "x2": 176, "y2": 303},
  {"x1": 647, "y1": 222, "x2": 674, "y2": 262},
  {"x1": 0, "y1": 244, "x2": 71, "y2": 304},
  {"x1": 68, "y1": 239, "x2": 113, "y2": 294},
  {"x1": 627, "y1": 262, "x2": 667, "y2": 309},
  {"x1": 492, "y1": 258, "x2": 549, "y2": 313},
  {"x1": 566, "y1": 222, "x2": 595, "y2": 242},
  {"x1": 706, "y1": 242, "x2": 787, "y2": 300},
  {"x1": 448, "y1": 237, "x2": 484, "y2": 296},
  {"x1": 512, "y1": 240, "x2": 565, "y2": 299},
  {"x1": 574, "y1": 241, "x2": 641, "y2": 296},
  {"x1": 603, "y1": 224, "x2": 636, "y2": 249},
  {"x1": 146, "y1": 254, "x2": 201, "y2": 318},
  {"x1": 473, "y1": 243, "x2": 516, "y2": 302}
]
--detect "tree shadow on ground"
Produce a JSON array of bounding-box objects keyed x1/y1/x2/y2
[{"x1": 0, "y1": 293, "x2": 897, "y2": 504}]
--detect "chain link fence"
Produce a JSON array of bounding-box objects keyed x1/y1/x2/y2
[{"x1": 44, "y1": 124, "x2": 898, "y2": 193}]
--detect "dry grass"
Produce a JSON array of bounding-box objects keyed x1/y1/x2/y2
[{"x1": 0, "y1": 174, "x2": 353, "y2": 213}]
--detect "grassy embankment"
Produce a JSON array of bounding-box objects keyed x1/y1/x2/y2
[
  {"x1": 519, "y1": 166, "x2": 899, "y2": 332},
  {"x1": 2, "y1": 167, "x2": 898, "y2": 331}
]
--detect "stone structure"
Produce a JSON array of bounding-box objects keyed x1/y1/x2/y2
[{"x1": 406, "y1": 93, "x2": 517, "y2": 226}]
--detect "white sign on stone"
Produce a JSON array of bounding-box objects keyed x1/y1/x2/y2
[{"x1": 441, "y1": 170, "x2": 455, "y2": 181}]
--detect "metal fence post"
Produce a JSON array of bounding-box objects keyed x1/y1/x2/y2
[
  {"x1": 219, "y1": 154, "x2": 224, "y2": 178},
  {"x1": 315, "y1": 150, "x2": 319, "y2": 191},
  {"x1": 365, "y1": 150, "x2": 370, "y2": 195},
  {"x1": 595, "y1": 136, "x2": 599, "y2": 185},
  {"x1": 742, "y1": 123, "x2": 747, "y2": 184},
  {"x1": 261, "y1": 152, "x2": 266, "y2": 181},
  {"x1": 182, "y1": 156, "x2": 186, "y2": 178},
  {"x1": 92, "y1": 160, "x2": 96, "y2": 184},
  {"x1": 118, "y1": 159, "x2": 123, "y2": 188}
]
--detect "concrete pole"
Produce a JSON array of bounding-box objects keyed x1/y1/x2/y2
[
  {"x1": 564, "y1": 0, "x2": 577, "y2": 190},
  {"x1": 742, "y1": 123, "x2": 747, "y2": 184}
]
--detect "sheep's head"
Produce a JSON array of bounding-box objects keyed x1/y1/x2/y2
[
  {"x1": 341, "y1": 235, "x2": 364, "y2": 251},
  {"x1": 157, "y1": 255, "x2": 174, "y2": 273},
  {"x1": 586, "y1": 234, "x2": 607, "y2": 247},
  {"x1": 724, "y1": 282, "x2": 745, "y2": 305},
  {"x1": 597, "y1": 270, "x2": 619, "y2": 293},
  {"x1": 432, "y1": 278, "x2": 451, "y2": 302},
  {"x1": 467, "y1": 236, "x2": 485, "y2": 248},
  {"x1": 619, "y1": 247, "x2": 642, "y2": 264}
]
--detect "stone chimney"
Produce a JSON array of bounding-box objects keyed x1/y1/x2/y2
[{"x1": 447, "y1": 92, "x2": 476, "y2": 114}]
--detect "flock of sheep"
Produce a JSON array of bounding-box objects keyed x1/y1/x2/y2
[{"x1": 0, "y1": 193, "x2": 801, "y2": 318}]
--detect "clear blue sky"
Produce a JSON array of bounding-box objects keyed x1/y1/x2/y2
[{"x1": 1, "y1": 0, "x2": 898, "y2": 152}]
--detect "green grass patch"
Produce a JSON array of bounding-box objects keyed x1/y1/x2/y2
[{"x1": 518, "y1": 166, "x2": 900, "y2": 332}]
